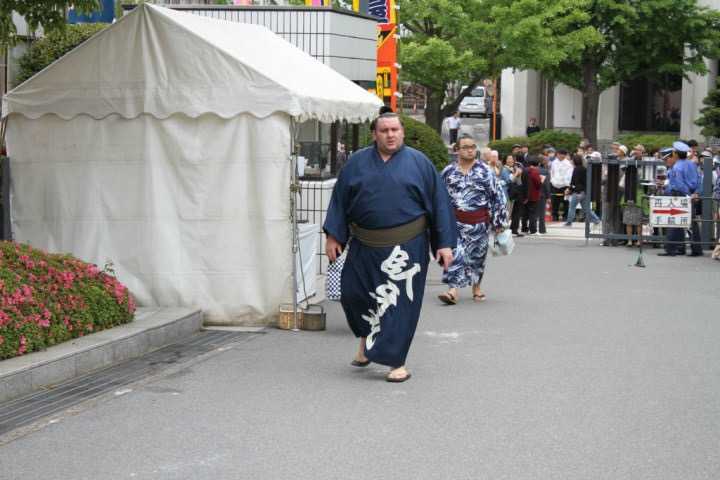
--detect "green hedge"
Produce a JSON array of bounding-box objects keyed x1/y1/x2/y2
[
  {"x1": 488, "y1": 130, "x2": 582, "y2": 160},
  {"x1": 16, "y1": 23, "x2": 109, "y2": 85},
  {"x1": 615, "y1": 133, "x2": 677, "y2": 154},
  {"x1": 0, "y1": 242, "x2": 135, "y2": 360},
  {"x1": 401, "y1": 114, "x2": 449, "y2": 171},
  {"x1": 345, "y1": 115, "x2": 450, "y2": 171}
]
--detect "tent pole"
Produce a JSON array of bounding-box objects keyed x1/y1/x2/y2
[{"x1": 290, "y1": 119, "x2": 300, "y2": 332}]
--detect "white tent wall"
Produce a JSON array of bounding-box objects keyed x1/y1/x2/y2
[{"x1": 6, "y1": 112, "x2": 293, "y2": 325}]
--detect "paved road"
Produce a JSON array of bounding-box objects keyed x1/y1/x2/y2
[{"x1": 1, "y1": 238, "x2": 719, "y2": 479}]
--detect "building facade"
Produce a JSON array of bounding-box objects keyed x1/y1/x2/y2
[{"x1": 501, "y1": 0, "x2": 720, "y2": 144}]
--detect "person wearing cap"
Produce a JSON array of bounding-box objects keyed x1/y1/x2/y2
[
  {"x1": 511, "y1": 144, "x2": 522, "y2": 156},
  {"x1": 550, "y1": 148, "x2": 573, "y2": 221},
  {"x1": 657, "y1": 141, "x2": 702, "y2": 257}
]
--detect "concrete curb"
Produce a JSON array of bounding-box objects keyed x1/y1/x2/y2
[{"x1": 0, "y1": 307, "x2": 202, "y2": 404}]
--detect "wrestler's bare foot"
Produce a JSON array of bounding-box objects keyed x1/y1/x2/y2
[
  {"x1": 351, "y1": 337, "x2": 370, "y2": 367},
  {"x1": 386, "y1": 366, "x2": 411, "y2": 382}
]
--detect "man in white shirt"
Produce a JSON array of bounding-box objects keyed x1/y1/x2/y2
[
  {"x1": 550, "y1": 148, "x2": 574, "y2": 221},
  {"x1": 448, "y1": 111, "x2": 461, "y2": 145}
]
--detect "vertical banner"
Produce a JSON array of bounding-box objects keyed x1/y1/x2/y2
[{"x1": 355, "y1": 0, "x2": 397, "y2": 111}]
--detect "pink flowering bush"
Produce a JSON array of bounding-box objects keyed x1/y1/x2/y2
[{"x1": 0, "y1": 242, "x2": 136, "y2": 360}]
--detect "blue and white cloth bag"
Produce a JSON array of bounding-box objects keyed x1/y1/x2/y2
[{"x1": 325, "y1": 241, "x2": 349, "y2": 301}]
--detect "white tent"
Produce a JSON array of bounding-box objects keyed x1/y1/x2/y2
[{"x1": 1, "y1": 4, "x2": 381, "y2": 324}]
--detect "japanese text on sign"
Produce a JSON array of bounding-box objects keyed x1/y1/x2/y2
[{"x1": 649, "y1": 196, "x2": 691, "y2": 228}]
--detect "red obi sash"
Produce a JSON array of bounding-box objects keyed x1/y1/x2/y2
[{"x1": 454, "y1": 208, "x2": 489, "y2": 225}]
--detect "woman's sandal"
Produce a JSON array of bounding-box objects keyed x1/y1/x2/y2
[
  {"x1": 438, "y1": 291, "x2": 457, "y2": 305},
  {"x1": 473, "y1": 293, "x2": 486, "y2": 302}
]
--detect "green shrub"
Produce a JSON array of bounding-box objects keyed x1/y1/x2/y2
[
  {"x1": 401, "y1": 114, "x2": 450, "y2": 171},
  {"x1": 0, "y1": 242, "x2": 135, "y2": 360},
  {"x1": 488, "y1": 130, "x2": 583, "y2": 160},
  {"x1": 342, "y1": 115, "x2": 449, "y2": 171},
  {"x1": 615, "y1": 133, "x2": 677, "y2": 154},
  {"x1": 695, "y1": 86, "x2": 720, "y2": 138},
  {"x1": 16, "y1": 23, "x2": 109, "y2": 86}
]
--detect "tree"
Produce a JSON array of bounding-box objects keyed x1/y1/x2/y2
[
  {"x1": 695, "y1": 86, "x2": 720, "y2": 138},
  {"x1": 16, "y1": 23, "x2": 108, "y2": 85},
  {"x1": 496, "y1": 0, "x2": 720, "y2": 144},
  {"x1": 1, "y1": 0, "x2": 99, "y2": 48},
  {"x1": 398, "y1": 0, "x2": 589, "y2": 132},
  {"x1": 398, "y1": 0, "x2": 487, "y2": 132}
]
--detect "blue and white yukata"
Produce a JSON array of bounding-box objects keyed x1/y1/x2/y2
[
  {"x1": 441, "y1": 161, "x2": 508, "y2": 288},
  {"x1": 323, "y1": 145, "x2": 456, "y2": 368}
]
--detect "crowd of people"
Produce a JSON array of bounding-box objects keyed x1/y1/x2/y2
[{"x1": 473, "y1": 138, "x2": 720, "y2": 260}]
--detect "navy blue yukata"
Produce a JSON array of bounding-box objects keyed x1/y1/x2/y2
[
  {"x1": 323, "y1": 145, "x2": 456, "y2": 368},
  {"x1": 441, "y1": 161, "x2": 508, "y2": 289}
]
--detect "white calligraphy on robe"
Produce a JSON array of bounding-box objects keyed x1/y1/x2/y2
[{"x1": 363, "y1": 246, "x2": 421, "y2": 350}]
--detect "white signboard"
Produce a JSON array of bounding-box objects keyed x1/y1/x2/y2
[{"x1": 649, "y1": 196, "x2": 692, "y2": 228}]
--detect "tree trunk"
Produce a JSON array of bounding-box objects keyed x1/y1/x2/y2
[
  {"x1": 581, "y1": 62, "x2": 600, "y2": 146},
  {"x1": 424, "y1": 89, "x2": 445, "y2": 133}
]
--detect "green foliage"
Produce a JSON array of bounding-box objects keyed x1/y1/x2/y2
[
  {"x1": 16, "y1": 23, "x2": 108, "y2": 85},
  {"x1": 695, "y1": 87, "x2": 720, "y2": 139},
  {"x1": 0, "y1": 242, "x2": 135, "y2": 360},
  {"x1": 485, "y1": 0, "x2": 720, "y2": 142},
  {"x1": 340, "y1": 116, "x2": 448, "y2": 170},
  {"x1": 615, "y1": 133, "x2": 677, "y2": 155},
  {"x1": 401, "y1": 115, "x2": 450, "y2": 171},
  {"x1": 0, "y1": 0, "x2": 100, "y2": 48},
  {"x1": 398, "y1": 0, "x2": 491, "y2": 130},
  {"x1": 488, "y1": 130, "x2": 582, "y2": 160}
]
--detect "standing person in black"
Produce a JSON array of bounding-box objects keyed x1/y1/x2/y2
[
  {"x1": 526, "y1": 117, "x2": 541, "y2": 136},
  {"x1": 564, "y1": 154, "x2": 601, "y2": 225},
  {"x1": 536, "y1": 152, "x2": 551, "y2": 234},
  {"x1": 509, "y1": 157, "x2": 528, "y2": 237}
]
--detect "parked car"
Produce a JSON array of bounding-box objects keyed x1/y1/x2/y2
[{"x1": 458, "y1": 86, "x2": 487, "y2": 118}]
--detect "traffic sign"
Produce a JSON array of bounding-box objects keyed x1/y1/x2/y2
[{"x1": 649, "y1": 196, "x2": 692, "y2": 228}]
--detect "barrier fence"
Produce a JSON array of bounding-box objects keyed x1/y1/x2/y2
[{"x1": 584, "y1": 156, "x2": 718, "y2": 248}]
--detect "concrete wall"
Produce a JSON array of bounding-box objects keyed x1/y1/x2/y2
[
  {"x1": 681, "y1": 58, "x2": 718, "y2": 141},
  {"x1": 176, "y1": 6, "x2": 377, "y2": 82},
  {"x1": 500, "y1": 69, "x2": 524, "y2": 137},
  {"x1": 553, "y1": 84, "x2": 581, "y2": 129}
]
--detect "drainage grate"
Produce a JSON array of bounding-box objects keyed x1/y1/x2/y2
[{"x1": 0, "y1": 330, "x2": 259, "y2": 436}]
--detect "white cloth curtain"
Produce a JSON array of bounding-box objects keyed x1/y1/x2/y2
[{"x1": 6, "y1": 112, "x2": 293, "y2": 324}]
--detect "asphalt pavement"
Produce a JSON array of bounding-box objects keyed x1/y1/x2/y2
[{"x1": 1, "y1": 237, "x2": 719, "y2": 479}]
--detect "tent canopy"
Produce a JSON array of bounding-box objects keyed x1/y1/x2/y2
[{"x1": 2, "y1": 3, "x2": 382, "y2": 123}]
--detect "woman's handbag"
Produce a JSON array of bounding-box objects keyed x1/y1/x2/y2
[{"x1": 325, "y1": 241, "x2": 349, "y2": 301}]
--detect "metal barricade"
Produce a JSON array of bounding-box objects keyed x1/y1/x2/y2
[
  {"x1": 585, "y1": 156, "x2": 718, "y2": 248},
  {"x1": 296, "y1": 178, "x2": 336, "y2": 274}
]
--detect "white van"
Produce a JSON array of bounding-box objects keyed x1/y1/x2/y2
[{"x1": 458, "y1": 86, "x2": 486, "y2": 118}]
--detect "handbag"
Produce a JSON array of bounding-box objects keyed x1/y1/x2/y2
[
  {"x1": 490, "y1": 229, "x2": 515, "y2": 257},
  {"x1": 325, "y1": 240, "x2": 349, "y2": 301}
]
